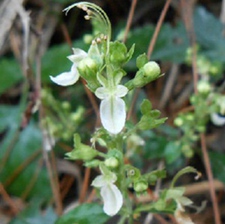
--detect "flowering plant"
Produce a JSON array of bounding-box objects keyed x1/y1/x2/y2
[{"x1": 51, "y1": 2, "x2": 198, "y2": 223}]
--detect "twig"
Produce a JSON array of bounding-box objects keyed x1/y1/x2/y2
[
  {"x1": 184, "y1": 179, "x2": 224, "y2": 196},
  {"x1": 159, "y1": 64, "x2": 179, "y2": 109},
  {"x1": 200, "y1": 134, "x2": 221, "y2": 224},
  {"x1": 153, "y1": 214, "x2": 171, "y2": 224},
  {"x1": 0, "y1": 183, "x2": 20, "y2": 215},
  {"x1": 122, "y1": 0, "x2": 138, "y2": 43},
  {"x1": 147, "y1": 0, "x2": 172, "y2": 59},
  {"x1": 79, "y1": 167, "x2": 91, "y2": 203},
  {"x1": 3, "y1": 150, "x2": 41, "y2": 188},
  {"x1": 21, "y1": 158, "x2": 44, "y2": 200},
  {"x1": 60, "y1": 175, "x2": 75, "y2": 200}
]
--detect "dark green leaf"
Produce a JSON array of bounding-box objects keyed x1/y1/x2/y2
[
  {"x1": 55, "y1": 203, "x2": 109, "y2": 224},
  {"x1": 0, "y1": 59, "x2": 23, "y2": 94},
  {"x1": 10, "y1": 206, "x2": 57, "y2": 224},
  {"x1": 210, "y1": 152, "x2": 225, "y2": 183},
  {"x1": 164, "y1": 141, "x2": 181, "y2": 164},
  {"x1": 140, "y1": 99, "x2": 152, "y2": 115}
]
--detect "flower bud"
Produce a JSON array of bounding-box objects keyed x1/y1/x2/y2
[
  {"x1": 197, "y1": 80, "x2": 211, "y2": 94},
  {"x1": 125, "y1": 61, "x2": 161, "y2": 90},
  {"x1": 143, "y1": 61, "x2": 160, "y2": 79},
  {"x1": 174, "y1": 117, "x2": 183, "y2": 127},
  {"x1": 78, "y1": 58, "x2": 97, "y2": 72},
  {"x1": 77, "y1": 58, "x2": 100, "y2": 91},
  {"x1": 134, "y1": 180, "x2": 148, "y2": 193},
  {"x1": 104, "y1": 157, "x2": 119, "y2": 168}
]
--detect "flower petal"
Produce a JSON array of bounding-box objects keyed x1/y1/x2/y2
[
  {"x1": 67, "y1": 48, "x2": 87, "y2": 64},
  {"x1": 91, "y1": 175, "x2": 106, "y2": 187},
  {"x1": 50, "y1": 64, "x2": 79, "y2": 86},
  {"x1": 95, "y1": 87, "x2": 110, "y2": 99},
  {"x1": 100, "y1": 96, "x2": 126, "y2": 134},
  {"x1": 115, "y1": 85, "x2": 128, "y2": 97},
  {"x1": 101, "y1": 184, "x2": 123, "y2": 216},
  {"x1": 210, "y1": 113, "x2": 225, "y2": 126}
]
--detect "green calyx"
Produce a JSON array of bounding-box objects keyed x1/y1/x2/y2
[
  {"x1": 66, "y1": 134, "x2": 98, "y2": 161},
  {"x1": 125, "y1": 61, "x2": 161, "y2": 90}
]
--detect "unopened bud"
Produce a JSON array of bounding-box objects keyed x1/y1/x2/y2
[
  {"x1": 143, "y1": 61, "x2": 160, "y2": 79},
  {"x1": 134, "y1": 180, "x2": 148, "y2": 193},
  {"x1": 197, "y1": 80, "x2": 211, "y2": 94},
  {"x1": 78, "y1": 58, "x2": 97, "y2": 72},
  {"x1": 104, "y1": 157, "x2": 119, "y2": 168}
]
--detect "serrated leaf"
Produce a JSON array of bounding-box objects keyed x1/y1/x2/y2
[
  {"x1": 140, "y1": 99, "x2": 152, "y2": 115},
  {"x1": 55, "y1": 203, "x2": 109, "y2": 224},
  {"x1": 136, "y1": 53, "x2": 148, "y2": 69}
]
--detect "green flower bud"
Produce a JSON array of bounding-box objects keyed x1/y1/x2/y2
[
  {"x1": 61, "y1": 101, "x2": 71, "y2": 110},
  {"x1": 174, "y1": 117, "x2": 183, "y2": 127},
  {"x1": 104, "y1": 157, "x2": 119, "y2": 168},
  {"x1": 143, "y1": 61, "x2": 160, "y2": 79},
  {"x1": 134, "y1": 180, "x2": 148, "y2": 193},
  {"x1": 77, "y1": 58, "x2": 101, "y2": 91},
  {"x1": 181, "y1": 145, "x2": 194, "y2": 158},
  {"x1": 78, "y1": 58, "x2": 97, "y2": 72},
  {"x1": 125, "y1": 61, "x2": 161, "y2": 90},
  {"x1": 197, "y1": 80, "x2": 211, "y2": 94}
]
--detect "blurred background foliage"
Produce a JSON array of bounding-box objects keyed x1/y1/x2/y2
[{"x1": 0, "y1": 0, "x2": 225, "y2": 223}]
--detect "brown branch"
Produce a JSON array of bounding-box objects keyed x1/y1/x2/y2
[
  {"x1": 79, "y1": 167, "x2": 91, "y2": 203},
  {"x1": 200, "y1": 134, "x2": 221, "y2": 224},
  {"x1": 122, "y1": 0, "x2": 138, "y2": 43},
  {"x1": 147, "y1": 0, "x2": 172, "y2": 59},
  {"x1": 0, "y1": 182, "x2": 20, "y2": 215},
  {"x1": 3, "y1": 150, "x2": 41, "y2": 188}
]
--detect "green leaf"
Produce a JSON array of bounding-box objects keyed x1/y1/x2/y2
[
  {"x1": 55, "y1": 203, "x2": 109, "y2": 224},
  {"x1": 210, "y1": 152, "x2": 225, "y2": 183},
  {"x1": 138, "y1": 116, "x2": 167, "y2": 131},
  {"x1": 140, "y1": 99, "x2": 152, "y2": 115},
  {"x1": 164, "y1": 141, "x2": 181, "y2": 164},
  {"x1": 0, "y1": 59, "x2": 23, "y2": 94},
  {"x1": 126, "y1": 44, "x2": 135, "y2": 63},
  {"x1": 136, "y1": 53, "x2": 148, "y2": 69},
  {"x1": 0, "y1": 106, "x2": 51, "y2": 201},
  {"x1": 10, "y1": 206, "x2": 57, "y2": 224}
]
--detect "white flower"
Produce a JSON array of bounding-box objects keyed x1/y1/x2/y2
[
  {"x1": 174, "y1": 196, "x2": 195, "y2": 224},
  {"x1": 95, "y1": 85, "x2": 128, "y2": 134},
  {"x1": 174, "y1": 201, "x2": 195, "y2": 224},
  {"x1": 92, "y1": 172, "x2": 123, "y2": 216},
  {"x1": 210, "y1": 113, "x2": 225, "y2": 126},
  {"x1": 50, "y1": 48, "x2": 87, "y2": 86}
]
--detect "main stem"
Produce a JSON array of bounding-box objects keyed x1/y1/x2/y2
[{"x1": 116, "y1": 135, "x2": 134, "y2": 224}]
